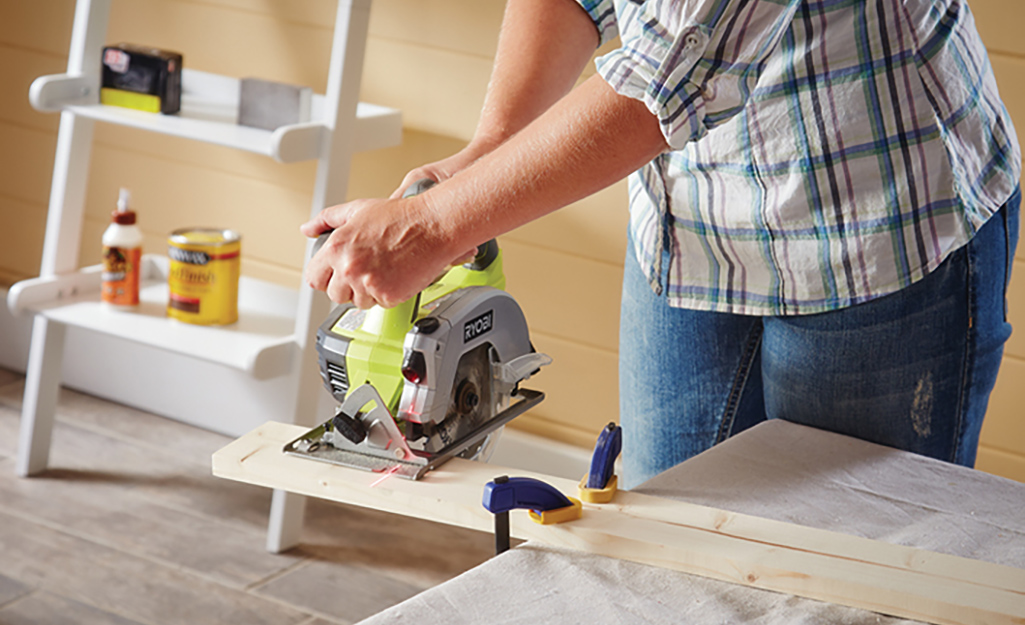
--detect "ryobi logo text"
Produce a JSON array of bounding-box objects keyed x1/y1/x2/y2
[{"x1": 464, "y1": 310, "x2": 493, "y2": 343}]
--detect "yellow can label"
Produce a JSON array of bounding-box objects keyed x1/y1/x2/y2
[{"x1": 167, "y1": 229, "x2": 240, "y2": 325}]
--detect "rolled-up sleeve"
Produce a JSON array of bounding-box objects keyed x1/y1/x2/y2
[
  {"x1": 595, "y1": 0, "x2": 800, "y2": 150},
  {"x1": 573, "y1": 0, "x2": 620, "y2": 46}
]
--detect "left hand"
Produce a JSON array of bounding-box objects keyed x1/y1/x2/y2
[{"x1": 300, "y1": 194, "x2": 474, "y2": 309}]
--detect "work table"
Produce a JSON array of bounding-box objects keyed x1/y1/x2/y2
[{"x1": 213, "y1": 419, "x2": 1025, "y2": 624}]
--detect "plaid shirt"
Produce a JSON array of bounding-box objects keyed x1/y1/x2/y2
[{"x1": 575, "y1": 0, "x2": 1020, "y2": 315}]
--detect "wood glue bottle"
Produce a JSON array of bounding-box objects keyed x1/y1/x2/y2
[{"x1": 101, "y1": 188, "x2": 142, "y2": 307}]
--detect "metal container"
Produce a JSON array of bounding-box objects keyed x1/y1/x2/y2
[{"x1": 167, "y1": 228, "x2": 241, "y2": 325}]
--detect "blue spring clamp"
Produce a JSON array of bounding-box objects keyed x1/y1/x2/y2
[
  {"x1": 482, "y1": 476, "x2": 582, "y2": 554},
  {"x1": 579, "y1": 422, "x2": 622, "y2": 503}
]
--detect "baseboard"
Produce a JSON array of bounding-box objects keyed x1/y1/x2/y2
[{"x1": 0, "y1": 286, "x2": 591, "y2": 480}]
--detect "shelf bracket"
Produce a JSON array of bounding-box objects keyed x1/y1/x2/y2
[
  {"x1": 30, "y1": 73, "x2": 98, "y2": 112},
  {"x1": 271, "y1": 123, "x2": 329, "y2": 164}
]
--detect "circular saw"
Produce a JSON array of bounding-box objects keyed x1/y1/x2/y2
[{"x1": 284, "y1": 181, "x2": 551, "y2": 480}]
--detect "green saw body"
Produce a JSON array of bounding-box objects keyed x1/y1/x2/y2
[{"x1": 326, "y1": 248, "x2": 506, "y2": 414}]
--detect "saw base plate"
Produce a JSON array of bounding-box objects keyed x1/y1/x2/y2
[{"x1": 283, "y1": 389, "x2": 543, "y2": 480}]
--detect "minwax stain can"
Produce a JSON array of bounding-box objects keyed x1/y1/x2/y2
[{"x1": 167, "y1": 228, "x2": 241, "y2": 325}]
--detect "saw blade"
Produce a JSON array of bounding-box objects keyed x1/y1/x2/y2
[{"x1": 418, "y1": 343, "x2": 497, "y2": 457}]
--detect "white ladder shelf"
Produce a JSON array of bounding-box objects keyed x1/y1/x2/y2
[{"x1": 8, "y1": 0, "x2": 400, "y2": 553}]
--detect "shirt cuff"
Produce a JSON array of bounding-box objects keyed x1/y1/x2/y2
[
  {"x1": 595, "y1": 24, "x2": 711, "y2": 150},
  {"x1": 572, "y1": 0, "x2": 619, "y2": 46}
]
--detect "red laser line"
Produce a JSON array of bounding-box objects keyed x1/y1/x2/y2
[{"x1": 369, "y1": 464, "x2": 401, "y2": 488}]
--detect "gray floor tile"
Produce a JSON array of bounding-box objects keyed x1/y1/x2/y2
[
  {"x1": 0, "y1": 456, "x2": 300, "y2": 589},
  {"x1": 0, "y1": 591, "x2": 148, "y2": 625},
  {"x1": 254, "y1": 559, "x2": 423, "y2": 625},
  {"x1": 300, "y1": 500, "x2": 493, "y2": 589},
  {"x1": 0, "y1": 368, "x2": 21, "y2": 390},
  {"x1": 0, "y1": 510, "x2": 311, "y2": 625},
  {"x1": 0, "y1": 403, "x2": 21, "y2": 460}
]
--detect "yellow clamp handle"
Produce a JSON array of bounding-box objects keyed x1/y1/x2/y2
[
  {"x1": 578, "y1": 474, "x2": 618, "y2": 504},
  {"x1": 528, "y1": 497, "x2": 582, "y2": 524}
]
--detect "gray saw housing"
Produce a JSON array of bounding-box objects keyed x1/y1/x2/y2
[{"x1": 396, "y1": 286, "x2": 544, "y2": 429}]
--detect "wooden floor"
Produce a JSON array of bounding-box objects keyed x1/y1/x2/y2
[{"x1": 0, "y1": 367, "x2": 495, "y2": 625}]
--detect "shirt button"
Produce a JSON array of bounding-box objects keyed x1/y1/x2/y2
[{"x1": 684, "y1": 33, "x2": 701, "y2": 49}]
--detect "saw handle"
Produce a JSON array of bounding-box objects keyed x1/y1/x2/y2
[
  {"x1": 312, "y1": 178, "x2": 499, "y2": 272},
  {"x1": 310, "y1": 178, "x2": 500, "y2": 328},
  {"x1": 403, "y1": 178, "x2": 500, "y2": 271},
  {"x1": 307, "y1": 178, "x2": 437, "y2": 258}
]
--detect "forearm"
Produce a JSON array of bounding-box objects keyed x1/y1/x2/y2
[
  {"x1": 469, "y1": 0, "x2": 600, "y2": 153},
  {"x1": 420, "y1": 74, "x2": 668, "y2": 258},
  {"x1": 302, "y1": 16, "x2": 666, "y2": 309}
]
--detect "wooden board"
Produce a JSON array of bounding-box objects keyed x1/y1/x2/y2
[{"x1": 212, "y1": 422, "x2": 1025, "y2": 625}]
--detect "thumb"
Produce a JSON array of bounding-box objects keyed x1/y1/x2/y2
[
  {"x1": 451, "y1": 248, "x2": 478, "y2": 266},
  {"x1": 301, "y1": 202, "x2": 358, "y2": 237},
  {"x1": 390, "y1": 169, "x2": 441, "y2": 199},
  {"x1": 299, "y1": 213, "x2": 331, "y2": 238}
]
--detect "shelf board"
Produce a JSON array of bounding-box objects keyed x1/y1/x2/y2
[
  {"x1": 30, "y1": 69, "x2": 402, "y2": 162},
  {"x1": 8, "y1": 256, "x2": 299, "y2": 379}
]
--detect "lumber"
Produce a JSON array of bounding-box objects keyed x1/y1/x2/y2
[{"x1": 212, "y1": 422, "x2": 1025, "y2": 625}]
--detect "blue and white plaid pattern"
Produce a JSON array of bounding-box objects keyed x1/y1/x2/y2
[{"x1": 575, "y1": 0, "x2": 1020, "y2": 315}]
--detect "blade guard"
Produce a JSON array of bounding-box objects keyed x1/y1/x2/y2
[{"x1": 396, "y1": 287, "x2": 548, "y2": 425}]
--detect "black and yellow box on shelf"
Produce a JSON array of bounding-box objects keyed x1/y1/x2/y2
[{"x1": 101, "y1": 44, "x2": 182, "y2": 114}]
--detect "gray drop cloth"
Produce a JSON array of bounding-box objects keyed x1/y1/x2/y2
[{"x1": 358, "y1": 420, "x2": 1025, "y2": 624}]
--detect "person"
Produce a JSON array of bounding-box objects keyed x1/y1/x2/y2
[{"x1": 302, "y1": 0, "x2": 1021, "y2": 488}]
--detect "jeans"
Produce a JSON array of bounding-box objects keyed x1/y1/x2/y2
[{"x1": 619, "y1": 189, "x2": 1020, "y2": 489}]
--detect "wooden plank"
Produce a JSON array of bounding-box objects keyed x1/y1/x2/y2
[
  {"x1": 369, "y1": 0, "x2": 505, "y2": 59},
  {"x1": 0, "y1": 195, "x2": 47, "y2": 283},
  {"x1": 977, "y1": 443, "x2": 1025, "y2": 484},
  {"x1": 0, "y1": 0, "x2": 75, "y2": 58},
  {"x1": 0, "y1": 46, "x2": 67, "y2": 132},
  {"x1": 0, "y1": 123, "x2": 58, "y2": 208},
  {"x1": 990, "y1": 55, "x2": 1025, "y2": 169},
  {"x1": 980, "y1": 356, "x2": 1025, "y2": 458},
  {"x1": 1008, "y1": 259, "x2": 1025, "y2": 358},
  {"x1": 512, "y1": 333, "x2": 619, "y2": 448},
  {"x1": 362, "y1": 37, "x2": 492, "y2": 141},
  {"x1": 213, "y1": 422, "x2": 1025, "y2": 625},
  {"x1": 108, "y1": 0, "x2": 333, "y2": 93},
  {"x1": 501, "y1": 179, "x2": 630, "y2": 266},
  {"x1": 501, "y1": 240, "x2": 623, "y2": 352},
  {"x1": 970, "y1": 0, "x2": 1025, "y2": 57}
]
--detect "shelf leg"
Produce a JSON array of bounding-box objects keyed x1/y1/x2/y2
[
  {"x1": 262, "y1": 0, "x2": 373, "y2": 553},
  {"x1": 17, "y1": 0, "x2": 107, "y2": 477},
  {"x1": 266, "y1": 488, "x2": 307, "y2": 553},
  {"x1": 17, "y1": 317, "x2": 67, "y2": 477}
]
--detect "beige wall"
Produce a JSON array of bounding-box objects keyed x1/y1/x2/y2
[{"x1": 0, "y1": 0, "x2": 1021, "y2": 475}]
